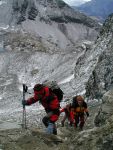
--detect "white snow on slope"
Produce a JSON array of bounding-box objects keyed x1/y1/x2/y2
[
  {"x1": 59, "y1": 74, "x2": 74, "y2": 84},
  {"x1": 0, "y1": 1, "x2": 7, "y2": 6}
]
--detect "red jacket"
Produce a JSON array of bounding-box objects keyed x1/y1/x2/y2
[{"x1": 26, "y1": 86, "x2": 60, "y2": 111}]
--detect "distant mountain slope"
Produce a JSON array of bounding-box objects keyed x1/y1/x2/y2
[
  {"x1": 74, "y1": 0, "x2": 113, "y2": 22},
  {"x1": 0, "y1": 0, "x2": 100, "y2": 52}
]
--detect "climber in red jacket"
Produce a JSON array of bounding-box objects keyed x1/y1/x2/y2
[{"x1": 22, "y1": 84, "x2": 61, "y2": 135}]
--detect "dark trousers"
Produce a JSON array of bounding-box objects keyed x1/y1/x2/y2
[
  {"x1": 74, "y1": 113, "x2": 84, "y2": 129},
  {"x1": 42, "y1": 116, "x2": 57, "y2": 135},
  {"x1": 61, "y1": 109, "x2": 73, "y2": 126}
]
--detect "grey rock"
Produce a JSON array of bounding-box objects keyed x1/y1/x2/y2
[
  {"x1": 0, "y1": 0, "x2": 100, "y2": 51},
  {"x1": 85, "y1": 14, "x2": 113, "y2": 99}
]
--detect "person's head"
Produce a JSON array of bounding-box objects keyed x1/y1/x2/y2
[
  {"x1": 76, "y1": 95, "x2": 84, "y2": 106},
  {"x1": 33, "y1": 84, "x2": 45, "y2": 96}
]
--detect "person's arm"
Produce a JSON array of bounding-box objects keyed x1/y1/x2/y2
[{"x1": 25, "y1": 92, "x2": 42, "y2": 105}]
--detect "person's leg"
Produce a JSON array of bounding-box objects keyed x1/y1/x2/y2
[
  {"x1": 69, "y1": 121, "x2": 73, "y2": 126},
  {"x1": 42, "y1": 115, "x2": 55, "y2": 134},
  {"x1": 53, "y1": 123, "x2": 57, "y2": 135},
  {"x1": 74, "y1": 114, "x2": 79, "y2": 128},
  {"x1": 61, "y1": 110, "x2": 69, "y2": 127},
  {"x1": 47, "y1": 113, "x2": 59, "y2": 135},
  {"x1": 79, "y1": 115, "x2": 84, "y2": 130},
  {"x1": 61, "y1": 114, "x2": 67, "y2": 127},
  {"x1": 47, "y1": 122, "x2": 55, "y2": 134},
  {"x1": 68, "y1": 114, "x2": 74, "y2": 126},
  {"x1": 42, "y1": 116, "x2": 49, "y2": 127}
]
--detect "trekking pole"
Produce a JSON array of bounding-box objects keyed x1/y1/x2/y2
[{"x1": 22, "y1": 84, "x2": 28, "y2": 129}]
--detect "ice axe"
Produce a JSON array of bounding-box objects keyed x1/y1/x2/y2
[{"x1": 22, "y1": 84, "x2": 28, "y2": 129}]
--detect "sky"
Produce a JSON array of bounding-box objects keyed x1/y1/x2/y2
[{"x1": 63, "y1": 0, "x2": 91, "y2": 6}]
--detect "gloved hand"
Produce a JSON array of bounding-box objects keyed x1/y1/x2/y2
[
  {"x1": 22, "y1": 100, "x2": 28, "y2": 106},
  {"x1": 86, "y1": 112, "x2": 89, "y2": 117}
]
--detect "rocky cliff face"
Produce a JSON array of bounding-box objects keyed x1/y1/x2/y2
[
  {"x1": 85, "y1": 14, "x2": 113, "y2": 99},
  {"x1": 66, "y1": 13, "x2": 113, "y2": 97}
]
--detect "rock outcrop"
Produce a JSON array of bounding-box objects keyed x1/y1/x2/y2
[
  {"x1": 85, "y1": 14, "x2": 113, "y2": 99},
  {"x1": 67, "y1": 14, "x2": 113, "y2": 97}
]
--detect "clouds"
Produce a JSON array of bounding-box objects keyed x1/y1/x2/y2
[{"x1": 63, "y1": 0, "x2": 91, "y2": 6}]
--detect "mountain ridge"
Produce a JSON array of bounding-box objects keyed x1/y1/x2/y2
[
  {"x1": 74, "y1": 0, "x2": 113, "y2": 22},
  {"x1": 0, "y1": 0, "x2": 100, "y2": 52}
]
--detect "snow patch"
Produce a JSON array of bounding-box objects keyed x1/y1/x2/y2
[
  {"x1": 78, "y1": 90, "x2": 86, "y2": 95},
  {"x1": 0, "y1": 1, "x2": 7, "y2": 6},
  {"x1": 0, "y1": 25, "x2": 9, "y2": 30},
  {"x1": 59, "y1": 74, "x2": 74, "y2": 84}
]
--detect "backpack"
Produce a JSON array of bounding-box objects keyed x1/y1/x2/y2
[{"x1": 42, "y1": 80, "x2": 64, "y2": 102}]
